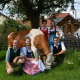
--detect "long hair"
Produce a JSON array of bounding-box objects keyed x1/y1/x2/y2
[
  {"x1": 50, "y1": 20, "x2": 56, "y2": 30},
  {"x1": 24, "y1": 36, "x2": 31, "y2": 46}
]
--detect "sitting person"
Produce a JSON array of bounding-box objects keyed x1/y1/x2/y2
[
  {"x1": 5, "y1": 39, "x2": 26, "y2": 75},
  {"x1": 50, "y1": 37, "x2": 66, "y2": 65},
  {"x1": 22, "y1": 36, "x2": 46, "y2": 76}
]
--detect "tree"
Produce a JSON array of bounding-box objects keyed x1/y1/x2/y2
[
  {"x1": 0, "y1": 19, "x2": 27, "y2": 50},
  {"x1": 0, "y1": 0, "x2": 74, "y2": 28}
]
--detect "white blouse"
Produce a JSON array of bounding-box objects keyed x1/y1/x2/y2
[
  {"x1": 38, "y1": 27, "x2": 50, "y2": 33},
  {"x1": 22, "y1": 47, "x2": 32, "y2": 56}
]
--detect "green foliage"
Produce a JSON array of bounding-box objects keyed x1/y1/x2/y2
[
  {"x1": 0, "y1": 19, "x2": 28, "y2": 50},
  {"x1": 0, "y1": 0, "x2": 74, "y2": 28},
  {"x1": 56, "y1": 49, "x2": 80, "y2": 71}
]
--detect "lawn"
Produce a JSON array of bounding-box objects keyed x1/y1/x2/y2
[{"x1": 0, "y1": 50, "x2": 80, "y2": 80}]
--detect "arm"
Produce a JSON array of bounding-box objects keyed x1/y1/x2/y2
[
  {"x1": 13, "y1": 56, "x2": 26, "y2": 63},
  {"x1": 48, "y1": 28, "x2": 50, "y2": 42},
  {"x1": 54, "y1": 42, "x2": 66, "y2": 56},
  {"x1": 53, "y1": 50, "x2": 66, "y2": 56},
  {"x1": 5, "y1": 49, "x2": 14, "y2": 72},
  {"x1": 13, "y1": 48, "x2": 26, "y2": 63},
  {"x1": 48, "y1": 33, "x2": 50, "y2": 43},
  {"x1": 6, "y1": 62, "x2": 13, "y2": 68},
  {"x1": 50, "y1": 45, "x2": 53, "y2": 53},
  {"x1": 57, "y1": 32, "x2": 60, "y2": 42},
  {"x1": 25, "y1": 57, "x2": 39, "y2": 61}
]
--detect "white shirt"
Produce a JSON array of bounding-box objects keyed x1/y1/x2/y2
[
  {"x1": 38, "y1": 27, "x2": 50, "y2": 33},
  {"x1": 50, "y1": 42, "x2": 66, "y2": 53},
  {"x1": 50, "y1": 28, "x2": 59, "y2": 32}
]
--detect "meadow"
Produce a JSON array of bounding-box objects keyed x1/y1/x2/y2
[{"x1": 0, "y1": 50, "x2": 80, "y2": 80}]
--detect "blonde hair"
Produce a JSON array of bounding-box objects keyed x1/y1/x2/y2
[{"x1": 50, "y1": 20, "x2": 56, "y2": 29}]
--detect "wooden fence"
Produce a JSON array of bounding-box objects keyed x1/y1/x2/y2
[{"x1": 60, "y1": 34, "x2": 80, "y2": 49}]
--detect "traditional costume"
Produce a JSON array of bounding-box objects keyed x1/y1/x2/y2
[
  {"x1": 49, "y1": 28, "x2": 59, "y2": 47},
  {"x1": 38, "y1": 27, "x2": 50, "y2": 41},
  {"x1": 50, "y1": 42, "x2": 66, "y2": 63},
  {"x1": 22, "y1": 46, "x2": 46, "y2": 75}
]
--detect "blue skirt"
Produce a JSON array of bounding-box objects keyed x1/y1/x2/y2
[{"x1": 49, "y1": 34, "x2": 56, "y2": 47}]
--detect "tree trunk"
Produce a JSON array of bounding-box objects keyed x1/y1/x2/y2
[{"x1": 30, "y1": 14, "x2": 40, "y2": 29}]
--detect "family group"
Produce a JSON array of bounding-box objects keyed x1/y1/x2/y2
[{"x1": 5, "y1": 20, "x2": 66, "y2": 76}]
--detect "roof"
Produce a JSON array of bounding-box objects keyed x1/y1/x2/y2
[
  {"x1": 56, "y1": 13, "x2": 69, "y2": 18},
  {"x1": 16, "y1": 18, "x2": 51, "y2": 27},
  {"x1": 49, "y1": 13, "x2": 69, "y2": 19},
  {"x1": 0, "y1": 12, "x2": 10, "y2": 19},
  {"x1": 15, "y1": 19, "x2": 31, "y2": 27},
  {"x1": 57, "y1": 15, "x2": 80, "y2": 26}
]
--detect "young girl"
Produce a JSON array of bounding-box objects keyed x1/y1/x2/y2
[
  {"x1": 49, "y1": 20, "x2": 60, "y2": 47},
  {"x1": 22, "y1": 36, "x2": 32, "y2": 58},
  {"x1": 22, "y1": 36, "x2": 46, "y2": 75}
]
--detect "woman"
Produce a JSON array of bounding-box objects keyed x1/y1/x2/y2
[
  {"x1": 38, "y1": 20, "x2": 50, "y2": 42},
  {"x1": 22, "y1": 36, "x2": 46, "y2": 75},
  {"x1": 49, "y1": 20, "x2": 60, "y2": 47}
]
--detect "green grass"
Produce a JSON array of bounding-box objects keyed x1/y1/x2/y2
[{"x1": 0, "y1": 50, "x2": 80, "y2": 80}]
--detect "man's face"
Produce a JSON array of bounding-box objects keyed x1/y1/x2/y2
[
  {"x1": 13, "y1": 40, "x2": 19, "y2": 49},
  {"x1": 42, "y1": 22, "x2": 47, "y2": 27},
  {"x1": 53, "y1": 38, "x2": 58, "y2": 45}
]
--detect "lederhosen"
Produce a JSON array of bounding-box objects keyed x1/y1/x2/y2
[{"x1": 52, "y1": 42, "x2": 65, "y2": 63}]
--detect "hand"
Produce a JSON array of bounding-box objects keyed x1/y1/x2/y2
[
  {"x1": 13, "y1": 57, "x2": 18, "y2": 63},
  {"x1": 53, "y1": 53, "x2": 59, "y2": 56},
  {"x1": 7, "y1": 67, "x2": 14, "y2": 74},
  {"x1": 34, "y1": 58, "x2": 39, "y2": 61}
]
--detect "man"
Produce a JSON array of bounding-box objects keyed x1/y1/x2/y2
[
  {"x1": 50, "y1": 37, "x2": 66, "y2": 65},
  {"x1": 5, "y1": 39, "x2": 25, "y2": 75}
]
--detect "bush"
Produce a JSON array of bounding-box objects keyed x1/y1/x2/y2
[
  {"x1": 58, "y1": 49, "x2": 80, "y2": 70},
  {"x1": 0, "y1": 42, "x2": 3, "y2": 51}
]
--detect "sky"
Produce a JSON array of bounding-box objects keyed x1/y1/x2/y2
[
  {"x1": 63, "y1": 0, "x2": 80, "y2": 19},
  {"x1": 0, "y1": 0, "x2": 80, "y2": 19}
]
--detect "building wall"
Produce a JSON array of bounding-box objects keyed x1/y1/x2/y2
[{"x1": 0, "y1": 15, "x2": 7, "y2": 24}]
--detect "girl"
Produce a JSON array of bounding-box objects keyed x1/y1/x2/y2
[
  {"x1": 49, "y1": 20, "x2": 60, "y2": 47},
  {"x1": 22, "y1": 36, "x2": 46, "y2": 75}
]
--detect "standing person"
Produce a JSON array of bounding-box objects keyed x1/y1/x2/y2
[
  {"x1": 5, "y1": 39, "x2": 25, "y2": 75},
  {"x1": 38, "y1": 20, "x2": 50, "y2": 42},
  {"x1": 50, "y1": 37, "x2": 66, "y2": 65},
  {"x1": 49, "y1": 20, "x2": 60, "y2": 47},
  {"x1": 22, "y1": 36, "x2": 46, "y2": 76}
]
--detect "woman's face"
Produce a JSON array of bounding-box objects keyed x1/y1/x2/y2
[
  {"x1": 50, "y1": 22, "x2": 54, "y2": 27},
  {"x1": 42, "y1": 22, "x2": 47, "y2": 27},
  {"x1": 25, "y1": 39, "x2": 30, "y2": 46}
]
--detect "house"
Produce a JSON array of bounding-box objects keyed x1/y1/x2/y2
[
  {"x1": 15, "y1": 18, "x2": 31, "y2": 27},
  {"x1": 0, "y1": 12, "x2": 10, "y2": 25}
]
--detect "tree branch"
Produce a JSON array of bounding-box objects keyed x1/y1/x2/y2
[
  {"x1": 42, "y1": 4, "x2": 62, "y2": 10},
  {"x1": 0, "y1": 0, "x2": 11, "y2": 10}
]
